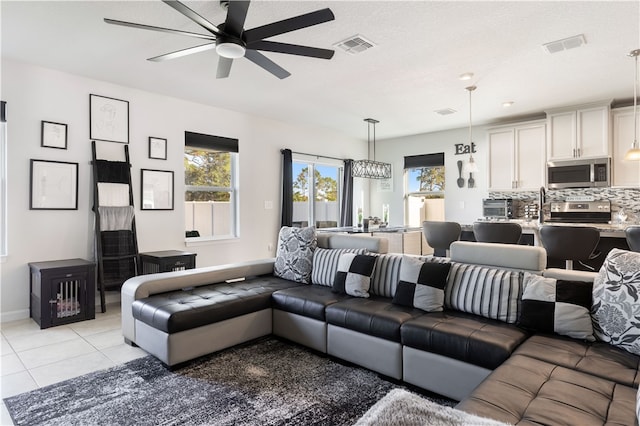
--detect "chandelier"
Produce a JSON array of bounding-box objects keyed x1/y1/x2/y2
[{"x1": 352, "y1": 118, "x2": 392, "y2": 179}]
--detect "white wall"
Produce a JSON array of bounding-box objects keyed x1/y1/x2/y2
[
  {"x1": 372, "y1": 127, "x2": 489, "y2": 226},
  {"x1": 0, "y1": 60, "x2": 366, "y2": 321}
]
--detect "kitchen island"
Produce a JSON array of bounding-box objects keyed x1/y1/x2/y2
[{"x1": 317, "y1": 226, "x2": 430, "y2": 255}]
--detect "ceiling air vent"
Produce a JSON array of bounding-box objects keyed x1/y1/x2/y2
[
  {"x1": 434, "y1": 108, "x2": 457, "y2": 116},
  {"x1": 334, "y1": 35, "x2": 375, "y2": 54},
  {"x1": 542, "y1": 34, "x2": 586, "y2": 54}
]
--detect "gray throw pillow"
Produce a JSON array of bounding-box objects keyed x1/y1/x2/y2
[
  {"x1": 392, "y1": 256, "x2": 451, "y2": 312},
  {"x1": 273, "y1": 226, "x2": 317, "y2": 284},
  {"x1": 592, "y1": 248, "x2": 640, "y2": 355}
]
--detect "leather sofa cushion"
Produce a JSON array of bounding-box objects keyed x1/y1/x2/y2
[
  {"x1": 271, "y1": 285, "x2": 351, "y2": 321},
  {"x1": 401, "y1": 311, "x2": 529, "y2": 370},
  {"x1": 514, "y1": 334, "x2": 640, "y2": 388},
  {"x1": 457, "y1": 354, "x2": 638, "y2": 426},
  {"x1": 132, "y1": 276, "x2": 301, "y2": 333},
  {"x1": 325, "y1": 296, "x2": 424, "y2": 342}
]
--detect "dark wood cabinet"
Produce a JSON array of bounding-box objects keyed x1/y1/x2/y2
[
  {"x1": 139, "y1": 250, "x2": 196, "y2": 274},
  {"x1": 29, "y1": 259, "x2": 96, "y2": 329}
]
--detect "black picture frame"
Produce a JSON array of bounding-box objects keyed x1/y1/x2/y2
[
  {"x1": 141, "y1": 169, "x2": 174, "y2": 210},
  {"x1": 149, "y1": 137, "x2": 167, "y2": 160},
  {"x1": 41, "y1": 121, "x2": 68, "y2": 149},
  {"x1": 89, "y1": 94, "x2": 129, "y2": 144},
  {"x1": 30, "y1": 159, "x2": 79, "y2": 210}
]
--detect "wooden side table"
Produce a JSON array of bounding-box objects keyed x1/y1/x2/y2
[
  {"x1": 139, "y1": 250, "x2": 196, "y2": 274},
  {"x1": 29, "y1": 259, "x2": 96, "y2": 329}
]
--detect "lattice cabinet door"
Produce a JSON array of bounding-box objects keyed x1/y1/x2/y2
[{"x1": 29, "y1": 259, "x2": 96, "y2": 329}]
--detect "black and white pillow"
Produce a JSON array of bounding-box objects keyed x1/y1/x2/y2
[
  {"x1": 311, "y1": 248, "x2": 366, "y2": 287},
  {"x1": 332, "y1": 253, "x2": 377, "y2": 298},
  {"x1": 445, "y1": 263, "x2": 523, "y2": 324},
  {"x1": 273, "y1": 226, "x2": 317, "y2": 284},
  {"x1": 392, "y1": 256, "x2": 451, "y2": 312},
  {"x1": 518, "y1": 273, "x2": 594, "y2": 341},
  {"x1": 370, "y1": 254, "x2": 403, "y2": 298}
]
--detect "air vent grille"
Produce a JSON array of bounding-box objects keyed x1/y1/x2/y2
[
  {"x1": 334, "y1": 35, "x2": 375, "y2": 54},
  {"x1": 543, "y1": 34, "x2": 586, "y2": 54},
  {"x1": 434, "y1": 108, "x2": 457, "y2": 116}
]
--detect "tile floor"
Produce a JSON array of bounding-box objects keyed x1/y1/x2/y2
[{"x1": 0, "y1": 304, "x2": 147, "y2": 425}]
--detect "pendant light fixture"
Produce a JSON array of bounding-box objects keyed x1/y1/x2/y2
[
  {"x1": 352, "y1": 118, "x2": 392, "y2": 179},
  {"x1": 624, "y1": 49, "x2": 640, "y2": 161},
  {"x1": 464, "y1": 85, "x2": 479, "y2": 173}
]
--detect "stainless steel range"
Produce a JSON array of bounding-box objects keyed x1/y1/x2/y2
[{"x1": 548, "y1": 200, "x2": 611, "y2": 223}]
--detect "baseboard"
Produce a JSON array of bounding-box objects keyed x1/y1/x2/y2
[{"x1": 1, "y1": 308, "x2": 30, "y2": 323}]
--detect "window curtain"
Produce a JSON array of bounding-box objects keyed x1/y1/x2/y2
[
  {"x1": 340, "y1": 159, "x2": 354, "y2": 227},
  {"x1": 281, "y1": 149, "x2": 293, "y2": 227}
]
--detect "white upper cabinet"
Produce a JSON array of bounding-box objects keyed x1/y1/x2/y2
[
  {"x1": 546, "y1": 102, "x2": 611, "y2": 161},
  {"x1": 612, "y1": 106, "x2": 640, "y2": 187},
  {"x1": 488, "y1": 121, "x2": 546, "y2": 191}
]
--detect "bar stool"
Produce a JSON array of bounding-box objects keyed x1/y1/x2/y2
[
  {"x1": 625, "y1": 226, "x2": 640, "y2": 252},
  {"x1": 422, "y1": 221, "x2": 461, "y2": 257},
  {"x1": 472, "y1": 222, "x2": 522, "y2": 244},
  {"x1": 539, "y1": 225, "x2": 600, "y2": 270}
]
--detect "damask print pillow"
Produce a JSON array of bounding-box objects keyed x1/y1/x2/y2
[
  {"x1": 273, "y1": 226, "x2": 317, "y2": 284},
  {"x1": 592, "y1": 248, "x2": 640, "y2": 356}
]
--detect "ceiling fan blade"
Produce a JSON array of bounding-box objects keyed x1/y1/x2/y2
[
  {"x1": 104, "y1": 18, "x2": 215, "y2": 40},
  {"x1": 216, "y1": 57, "x2": 233, "y2": 79},
  {"x1": 148, "y1": 43, "x2": 216, "y2": 62},
  {"x1": 243, "y1": 8, "x2": 334, "y2": 43},
  {"x1": 162, "y1": 0, "x2": 223, "y2": 36},
  {"x1": 244, "y1": 50, "x2": 291, "y2": 79},
  {"x1": 247, "y1": 40, "x2": 334, "y2": 59},
  {"x1": 224, "y1": 0, "x2": 250, "y2": 37}
]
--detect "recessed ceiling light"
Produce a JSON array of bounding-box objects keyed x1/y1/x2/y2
[
  {"x1": 458, "y1": 72, "x2": 474, "y2": 81},
  {"x1": 502, "y1": 101, "x2": 514, "y2": 108}
]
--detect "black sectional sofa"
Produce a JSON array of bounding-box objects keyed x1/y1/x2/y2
[{"x1": 121, "y1": 232, "x2": 640, "y2": 425}]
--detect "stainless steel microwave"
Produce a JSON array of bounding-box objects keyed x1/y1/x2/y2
[{"x1": 546, "y1": 157, "x2": 610, "y2": 189}]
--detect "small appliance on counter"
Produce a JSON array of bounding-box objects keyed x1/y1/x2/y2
[
  {"x1": 523, "y1": 203, "x2": 539, "y2": 221},
  {"x1": 482, "y1": 198, "x2": 519, "y2": 220},
  {"x1": 547, "y1": 200, "x2": 611, "y2": 223}
]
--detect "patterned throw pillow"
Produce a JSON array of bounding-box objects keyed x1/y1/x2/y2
[
  {"x1": 392, "y1": 256, "x2": 451, "y2": 312},
  {"x1": 332, "y1": 253, "x2": 377, "y2": 298},
  {"x1": 370, "y1": 254, "x2": 403, "y2": 298},
  {"x1": 273, "y1": 226, "x2": 317, "y2": 284},
  {"x1": 592, "y1": 248, "x2": 640, "y2": 355},
  {"x1": 311, "y1": 248, "x2": 366, "y2": 286},
  {"x1": 518, "y1": 273, "x2": 594, "y2": 341},
  {"x1": 445, "y1": 263, "x2": 523, "y2": 324}
]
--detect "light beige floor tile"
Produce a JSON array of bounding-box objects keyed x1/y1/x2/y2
[
  {"x1": 1, "y1": 401, "x2": 15, "y2": 426},
  {"x1": 0, "y1": 371, "x2": 37, "y2": 398},
  {"x1": 101, "y1": 343, "x2": 148, "y2": 364},
  {"x1": 4, "y1": 327, "x2": 78, "y2": 353},
  {"x1": 84, "y1": 329, "x2": 124, "y2": 350},
  {"x1": 17, "y1": 337, "x2": 96, "y2": 370},
  {"x1": 68, "y1": 315, "x2": 121, "y2": 337},
  {"x1": 0, "y1": 319, "x2": 41, "y2": 339},
  {"x1": 28, "y1": 352, "x2": 114, "y2": 388},
  {"x1": 0, "y1": 335, "x2": 14, "y2": 356},
  {"x1": 1, "y1": 354, "x2": 25, "y2": 376}
]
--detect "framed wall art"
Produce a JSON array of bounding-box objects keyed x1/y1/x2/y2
[
  {"x1": 41, "y1": 121, "x2": 68, "y2": 149},
  {"x1": 30, "y1": 159, "x2": 78, "y2": 210},
  {"x1": 141, "y1": 169, "x2": 174, "y2": 210},
  {"x1": 89, "y1": 94, "x2": 129, "y2": 144},
  {"x1": 149, "y1": 137, "x2": 167, "y2": 160}
]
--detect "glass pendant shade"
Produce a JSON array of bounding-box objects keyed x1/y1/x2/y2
[
  {"x1": 352, "y1": 118, "x2": 392, "y2": 179},
  {"x1": 625, "y1": 49, "x2": 640, "y2": 161}
]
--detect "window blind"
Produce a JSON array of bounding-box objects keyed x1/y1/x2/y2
[
  {"x1": 185, "y1": 131, "x2": 238, "y2": 153},
  {"x1": 404, "y1": 153, "x2": 444, "y2": 169}
]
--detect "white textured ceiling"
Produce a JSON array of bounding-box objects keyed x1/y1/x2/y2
[{"x1": 2, "y1": 1, "x2": 640, "y2": 141}]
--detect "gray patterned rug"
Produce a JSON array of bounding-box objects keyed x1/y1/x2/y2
[{"x1": 3, "y1": 337, "x2": 454, "y2": 426}]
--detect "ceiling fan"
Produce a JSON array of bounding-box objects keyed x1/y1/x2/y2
[{"x1": 104, "y1": 0, "x2": 335, "y2": 79}]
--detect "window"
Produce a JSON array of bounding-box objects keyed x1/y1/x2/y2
[
  {"x1": 184, "y1": 131, "x2": 238, "y2": 240},
  {"x1": 404, "y1": 153, "x2": 445, "y2": 227},
  {"x1": 292, "y1": 157, "x2": 342, "y2": 229}
]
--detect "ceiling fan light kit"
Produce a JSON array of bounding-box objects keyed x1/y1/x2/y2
[
  {"x1": 352, "y1": 118, "x2": 392, "y2": 180},
  {"x1": 624, "y1": 48, "x2": 640, "y2": 161},
  {"x1": 105, "y1": 0, "x2": 335, "y2": 79}
]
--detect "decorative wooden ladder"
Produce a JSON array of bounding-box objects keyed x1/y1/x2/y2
[{"x1": 91, "y1": 141, "x2": 139, "y2": 312}]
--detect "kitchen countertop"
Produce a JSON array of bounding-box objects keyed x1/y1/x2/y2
[
  {"x1": 317, "y1": 226, "x2": 422, "y2": 234},
  {"x1": 461, "y1": 220, "x2": 632, "y2": 238}
]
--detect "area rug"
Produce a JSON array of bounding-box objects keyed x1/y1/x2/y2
[
  {"x1": 4, "y1": 338, "x2": 454, "y2": 426},
  {"x1": 354, "y1": 389, "x2": 510, "y2": 426}
]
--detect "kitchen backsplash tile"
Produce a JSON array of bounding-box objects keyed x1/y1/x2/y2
[{"x1": 489, "y1": 188, "x2": 640, "y2": 222}]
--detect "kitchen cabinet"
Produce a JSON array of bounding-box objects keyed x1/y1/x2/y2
[
  {"x1": 371, "y1": 230, "x2": 423, "y2": 255},
  {"x1": 546, "y1": 102, "x2": 611, "y2": 160},
  {"x1": 488, "y1": 121, "x2": 546, "y2": 190},
  {"x1": 612, "y1": 106, "x2": 640, "y2": 187}
]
